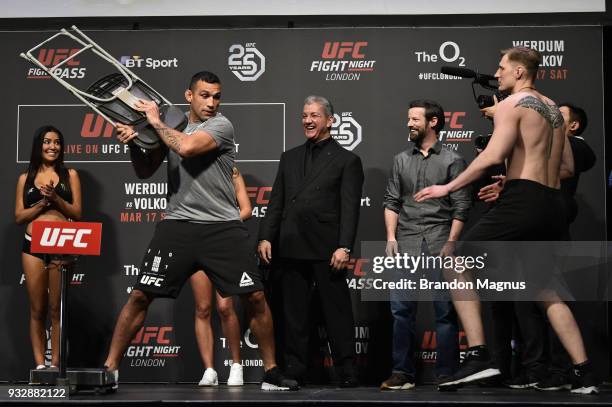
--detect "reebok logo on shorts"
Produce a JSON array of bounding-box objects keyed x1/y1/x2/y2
[{"x1": 239, "y1": 272, "x2": 254, "y2": 287}]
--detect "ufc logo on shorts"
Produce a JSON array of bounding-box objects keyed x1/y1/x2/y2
[
  {"x1": 140, "y1": 275, "x2": 164, "y2": 287},
  {"x1": 322, "y1": 42, "x2": 368, "y2": 59},
  {"x1": 31, "y1": 221, "x2": 102, "y2": 255}
]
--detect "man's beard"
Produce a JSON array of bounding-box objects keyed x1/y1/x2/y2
[{"x1": 409, "y1": 127, "x2": 426, "y2": 144}]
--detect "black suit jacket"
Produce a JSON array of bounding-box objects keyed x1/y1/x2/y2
[
  {"x1": 561, "y1": 136, "x2": 596, "y2": 223},
  {"x1": 258, "y1": 138, "x2": 364, "y2": 260}
]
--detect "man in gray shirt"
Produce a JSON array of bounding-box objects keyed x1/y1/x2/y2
[
  {"x1": 104, "y1": 71, "x2": 298, "y2": 391},
  {"x1": 380, "y1": 99, "x2": 471, "y2": 390}
]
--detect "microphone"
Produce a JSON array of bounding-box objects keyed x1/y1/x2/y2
[
  {"x1": 441, "y1": 66, "x2": 477, "y2": 78},
  {"x1": 440, "y1": 66, "x2": 496, "y2": 83}
]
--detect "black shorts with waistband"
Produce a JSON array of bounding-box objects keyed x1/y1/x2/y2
[
  {"x1": 461, "y1": 179, "x2": 570, "y2": 298},
  {"x1": 133, "y1": 219, "x2": 264, "y2": 298},
  {"x1": 463, "y1": 179, "x2": 567, "y2": 242}
]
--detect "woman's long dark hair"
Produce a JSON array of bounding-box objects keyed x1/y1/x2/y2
[{"x1": 24, "y1": 125, "x2": 71, "y2": 198}]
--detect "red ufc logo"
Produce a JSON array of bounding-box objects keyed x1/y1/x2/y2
[
  {"x1": 246, "y1": 186, "x2": 272, "y2": 205},
  {"x1": 421, "y1": 331, "x2": 437, "y2": 350},
  {"x1": 30, "y1": 221, "x2": 102, "y2": 256},
  {"x1": 37, "y1": 48, "x2": 81, "y2": 67},
  {"x1": 81, "y1": 113, "x2": 114, "y2": 138},
  {"x1": 422, "y1": 330, "x2": 469, "y2": 350},
  {"x1": 459, "y1": 330, "x2": 468, "y2": 350},
  {"x1": 346, "y1": 258, "x2": 369, "y2": 277},
  {"x1": 322, "y1": 42, "x2": 367, "y2": 59},
  {"x1": 444, "y1": 112, "x2": 466, "y2": 129},
  {"x1": 132, "y1": 326, "x2": 172, "y2": 345}
]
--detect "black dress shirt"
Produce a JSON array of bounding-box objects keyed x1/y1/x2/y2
[{"x1": 304, "y1": 137, "x2": 333, "y2": 176}]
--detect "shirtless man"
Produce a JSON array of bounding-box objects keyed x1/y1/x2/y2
[{"x1": 414, "y1": 47, "x2": 598, "y2": 394}]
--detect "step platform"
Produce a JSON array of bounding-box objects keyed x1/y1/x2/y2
[{"x1": 29, "y1": 367, "x2": 116, "y2": 394}]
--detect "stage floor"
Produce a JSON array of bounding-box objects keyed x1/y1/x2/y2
[{"x1": 2, "y1": 383, "x2": 612, "y2": 406}]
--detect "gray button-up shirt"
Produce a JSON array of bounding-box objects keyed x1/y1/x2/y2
[{"x1": 383, "y1": 140, "x2": 471, "y2": 253}]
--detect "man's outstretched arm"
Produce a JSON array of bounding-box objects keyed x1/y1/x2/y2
[{"x1": 414, "y1": 101, "x2": 518, "y2": 202}]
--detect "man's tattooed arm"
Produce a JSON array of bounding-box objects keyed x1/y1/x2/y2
[
  {"x1": 152, "y1": 121, "x2": 218, "y2": 157},
  {"x1": 153, "y1": 122, "x2": 187, "y2": 155},
  {"x1": 549, "y1": 105, "x2": 564, "y2": 129}
]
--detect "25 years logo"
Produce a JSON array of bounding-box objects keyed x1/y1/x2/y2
[
  {"x1": 331, "y1": 112, "x2": 362, "y2": 151},
  {"x1": 228, "y1": 43, "x2": 266, "y2": 81}
]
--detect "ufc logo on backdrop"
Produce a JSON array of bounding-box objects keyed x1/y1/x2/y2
[
  {"x1": 346, "y1": 258, "x2": 369, "y2": 277},
  {"x1": 322, "y1": 41, "x2": 368, "y2": 59},
  {"x1": 31, "y1": 221, "x2": 102, "y2": 255},
  {"x1": 37, "y1": 48, "x2": 81, "y2": 66},
  {"x1": 444, "y1": 112, "x2": 466, "y2": 129},
  {"x1": 81, "y1": 113, "x2": 114, "y2": 138},
  {"x1": 132, "y1": 326, "x2": 172, "y2": 345},
  {"x1": 246, "y1": 186, "x2": 272, "y2": 205},
  {"x1": 331, "y1": 112, "x2": 362, "y2": 151}
]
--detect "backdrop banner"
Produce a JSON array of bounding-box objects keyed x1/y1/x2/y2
[{"x1": 0, "y1": 26, "x2": 605, "y2": 384}]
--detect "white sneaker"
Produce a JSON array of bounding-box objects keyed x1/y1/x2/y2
[
  {"x1": 35, "y1": 365, "x2": 46, "y2": 370},
  {"x1": 227, "y1": 363, "x2": 244, "y2": 386},
  {"x1": 198, "y1": 368, "x2": 218, "y2": 386}
]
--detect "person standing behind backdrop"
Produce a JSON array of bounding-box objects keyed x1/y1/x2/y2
[{"x1": 192, "y1": 167, "x2": 251, "y2": 387}]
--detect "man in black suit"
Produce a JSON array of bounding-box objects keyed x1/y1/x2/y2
[{"x1": 257, "y1": 95, "x2": 364, "y2": 387}]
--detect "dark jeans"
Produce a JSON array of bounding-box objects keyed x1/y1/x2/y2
[
  {"x1": 390, "y1": 299, "x2": 459, "y2": 378},
  {"x1": 389, "y1": 239, "x2": 459, "y2": 378}
]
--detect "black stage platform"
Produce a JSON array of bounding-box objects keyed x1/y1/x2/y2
[{"x1": 1, "y1": 384, "x2": 612, "y2": 406}]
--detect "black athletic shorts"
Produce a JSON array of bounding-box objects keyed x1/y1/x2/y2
[
  {"x1": 463, "y1": 179, "x2": 567, "y2": 242},
  {"x1": 461, "y1": 179, "x2": 570, "y2": 298},
  {"x1": 133, "y1": 220, "x2": 264, "y2": 298}
]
